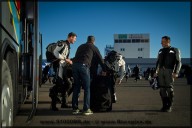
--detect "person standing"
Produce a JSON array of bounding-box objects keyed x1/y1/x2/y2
[
  {"x1": 127, "y1": 65, "x2": 131, "y2": 78},
  {"x1": 117, "y1": 55, "x2": 126, "y2": 85},
  {"x1": 49, "y1": 32, "x2": 77, "y2": 111},
  {"x1": 133, "y1": 64, "x2": 140, "y2": 82},
  {"x1": 42, "y1": 64, "x2": 51, "y2": 84},
  {"x1": 125, "y1": 72, "x2": 129, "y2": 82},
  {"x1": 183, "y1": 65, "x2": 192, "y2": 85},
  {"x1": 150, "y1": 68, "x2": 156, "y2": 78},
  {"x1": 146, "y1": 67, "x2": 151, "y2": 80},
  {"x1": 126, "y1": 65, "x2": 131, "y2": 81},
  {"x1": 72, "y1": 35, "x2": 106, "y2": 115},
  {"x1": 154, "y1": 36, "x2": 182, "y2": 112}
]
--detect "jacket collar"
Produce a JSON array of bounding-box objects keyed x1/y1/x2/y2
[{"x1": 66, "y1": 40, "x2": 70, "y2": 49}]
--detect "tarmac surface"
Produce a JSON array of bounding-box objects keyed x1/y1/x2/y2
[{"x1": 14, "y1": 77, "x2": 191, "y2": 127}]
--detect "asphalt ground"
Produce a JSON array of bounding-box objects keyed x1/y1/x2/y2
[{"x1": 14, "y1": 77, "x2": 191, "y2": 127}]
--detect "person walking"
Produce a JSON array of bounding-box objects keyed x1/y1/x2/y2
[
  {"x1": 154, "y1": 36, "x2": 181, "y2": 112},
  {"x1": 49, "y1": 32, "x2": 77, "y2": 111}
]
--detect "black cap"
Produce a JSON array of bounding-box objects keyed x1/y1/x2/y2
[{"x1": 87, "y1": 36, "x2": 95, "y2": 43}]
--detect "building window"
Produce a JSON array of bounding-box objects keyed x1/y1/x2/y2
[
  {"x1": 119, "y1": 40, "x2": 123, "y2": 43},
  {"x1": 120, "y1": 48, "x2": 125, "y2": 51},
  {"x1": 115, "y1": 39, "x2": 119, "y2": 43},
  {"x1": 127, "y1": 39, "x2": 131, "y2": 43},
  {"x1": 144, "y1": 39, "x2": 149, "y2": 42},
  {"x1": 121, "y1": 39, "x2": 131, "y2": 43},
  {"x1": 132, "y1": 39, "x2": 136, "y2": 43},
  {"x1": 136, "y1": 39, "x2": 140, "y2": 43},
  {"x1": 138, "y1": 57, "x2": 143, "y2": 58},
  {"x1": 123, "y1": 39, "x2": 127, "y2": 43},
  {"x1": 138, "y1": 48, "x2": 144, "y2": 51},
  {"x1": 141, "y1": 39, "x2": 145, "y2": 43}
]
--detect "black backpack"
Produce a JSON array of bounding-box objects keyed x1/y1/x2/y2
[
  {"x1": 46, "y1": 40, "x2": 66, "y2": 63},
  {"x1": 106, "y1": 50, "x2": 119, "y2": 63},
  {"x1": 104, "y1": 50, "x2": 120, "y2": 72},
  {"x1": 46, "y1": 42, "x2": 57, "y2": 62}
]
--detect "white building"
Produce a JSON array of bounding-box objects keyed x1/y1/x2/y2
[
  {"x1": 114, "y1": 34, "x2": 150, "y2": 58},
  {"x1": 104, "y1": 34, "x2": 191, "y2": 75}
]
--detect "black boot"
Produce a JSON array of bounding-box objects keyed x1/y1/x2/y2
[
  {"x1": 50, "y1": 97, "x2": 59, "y2": 111},
  {"x1": 161, "y1": 97, "x2": 172, "y2": 112},
  {"x1": 165, "y1": 97, "x2": 173, "y2": 112},
  {"x1": 49, "y1": 86, "x2": 59, "y2": 111},
  {"x1": 61, "y1": 93, "x2": 71, "y2": 108},
  {"x1": 160, "y1": 98, "x2": 167, "y2": 112}
]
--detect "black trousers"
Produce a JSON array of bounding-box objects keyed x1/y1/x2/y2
[
  {"x1": 158, "y1": 68, "x2": 174, "y2": 108},
  {"x1": 158, "y1": 68, "x2": 174, "y2": 98}
]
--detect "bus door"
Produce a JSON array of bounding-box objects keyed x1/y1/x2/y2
[{"x1": 21, "y1": 1, "x2": 39, "y2": 122}]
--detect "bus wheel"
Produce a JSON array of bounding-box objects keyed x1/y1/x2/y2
[{"x1": 1, "y1": 60, "x2": 13, "y2": 126}]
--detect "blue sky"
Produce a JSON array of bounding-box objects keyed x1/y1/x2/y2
[{"x1": 39, "y1": 2, "x2": 190, "y2": 59}]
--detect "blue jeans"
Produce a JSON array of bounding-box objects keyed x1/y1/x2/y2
[{"x1": 72, "y1": 63, "x2": 90, "y2": 111}]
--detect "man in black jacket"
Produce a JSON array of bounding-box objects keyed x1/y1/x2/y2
[
  {"x1": 154, "y1": 36, "x2": 182, "y2": 112},
  {"x1": 72, "y1": 36, "x2": 106, "y2": 115},
  {"x1": 133, "y1": 64, "x2": 140, "y2": 82}
]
